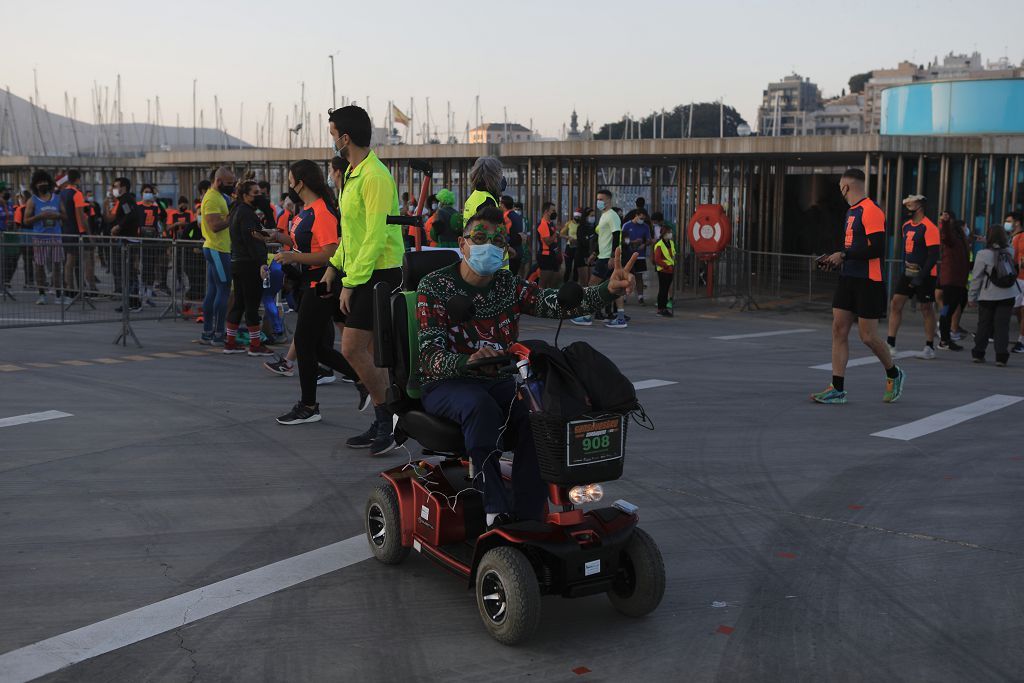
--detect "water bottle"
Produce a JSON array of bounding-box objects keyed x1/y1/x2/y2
[
  {"x1": 516, "y1": 359, "x2": 544, "y2": 412},
  {"x1": 525, "y1": 377, "x2": 545, "y2": 412}
]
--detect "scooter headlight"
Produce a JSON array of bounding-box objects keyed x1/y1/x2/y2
[{"x1": 568, "y1": 483, "x2": 604, "y2": 504}]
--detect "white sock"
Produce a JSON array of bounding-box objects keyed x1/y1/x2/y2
[{"x1": 486, "y1": 513, "x2": 498, "y2": 525}]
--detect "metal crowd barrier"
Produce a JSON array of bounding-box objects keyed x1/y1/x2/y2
[
  {"x1": 1, "y1": 229, "x2": 913, "y2": 339},
  {"x1": 0, "y1": 232, "x2": 214, "y2": 345}
]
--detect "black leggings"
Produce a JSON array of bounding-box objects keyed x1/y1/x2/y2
[
  {"x1": 227, "y1": 260, "x2": 263, "y2": 327},
  {"x1": 295, "y1": 283, "x2": 357, "y2": 405},
  {"x1": 938, "y1": 285, "x2": 967, "y2": 342},
  {"x1": 657, "y1": 270, "x2": 673, "y2": 309}
]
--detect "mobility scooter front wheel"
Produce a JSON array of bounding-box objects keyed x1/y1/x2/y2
[
  {"x1": 365, "y1": 483, "x2": 410, "y2": 565},
  {"x1": 607, "y1": 528, "x2": 666, "y2": 617},
  {"x1": 475, "y1": 546, "x2": 542, "y2": 645}
]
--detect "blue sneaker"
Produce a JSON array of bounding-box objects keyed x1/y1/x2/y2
[
  {"x1": 811, "y1": 385, "x2": 847, "y2": 404},
  {"x1": 605, "y1": 316, "x2": 628, "y2": 329},
  {"x1": 883, "y1": 366, "x2": 905, "y2": 403},
  {"x1": 570, "y1": 316, "x2": 592, "y2": 326}
]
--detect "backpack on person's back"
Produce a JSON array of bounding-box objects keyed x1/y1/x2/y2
[
  {"x1": 432, "y1": 205, "x2": 460, "y2": 243},
  {"x1": 986, "y1": 247, "x2": 1020, "y2": 288}
]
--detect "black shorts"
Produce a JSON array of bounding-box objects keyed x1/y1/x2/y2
[
  {"x1": 538, "y1": 253, "x2": 561, "y2": 272},
  {"x1": 344, "y1": 267, "x2": 402, "y2": 330},
  {"x1": 833, "y1": 276, "x2": 887, "y2": 319},
  {"x1": 592, "y1": 257, "x2": 612, "y2": 280},
  {"x1": 894, "y1": 274, "x2": 936, "y2": 303}
]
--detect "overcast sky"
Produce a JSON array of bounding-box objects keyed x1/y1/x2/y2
[{"x1": 3, "y1": 0, "x2": 1021, "y2": 144}]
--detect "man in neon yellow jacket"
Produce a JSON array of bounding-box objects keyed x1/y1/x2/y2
[{"x1": 320, "y1": 105, "x2": 404, "y2": 455}]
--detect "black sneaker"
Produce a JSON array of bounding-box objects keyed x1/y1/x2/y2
[
  {"x1": 938, "y1": 340, "x2": 963, "y2": 351},
  {"x1": 264, "y1": 356, "x2": 295, "y2": 377},
  {"x1": 346, "y1": 420, "x2": 378, "y2": 448},
  {"x1": 316, "y1": 367, "x2": 336, "y2": 385},
  {"x1": 276, "y1": 402, "x2": 321, "y2": 425},
  {"x1": 1012, "y1": 341, "x2": 1024, "y2": 354},
  {"x1": 355, "y1": 382, "x2": 372, "y2": 412},
  {"x1": 370, "y1": 432, "x2": 397, "y2": 458},
  {"x1": 370, "y1": 405, "x2": 397, "y2": 455}
]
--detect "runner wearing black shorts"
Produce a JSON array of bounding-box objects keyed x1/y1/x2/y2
[
  {"x1": 887, "y1": 195, "x2": 940, "y2": 358},
  {"x1": 812, "y1": 168, "x2": 904, "y2": 405},
  {"x1": 323, "y1": 105, "x2": 405, "y2": 455}
]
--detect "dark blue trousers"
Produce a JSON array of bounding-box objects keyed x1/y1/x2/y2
[{"x1": 422, "y1": 378, "x2": 546, "y2": 520}]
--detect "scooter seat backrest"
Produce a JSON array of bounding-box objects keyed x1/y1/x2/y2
[
  {"x1": 402, "y1": 249, "x2": 460, "y2": 290},
  {"x1": 391, "y1": 290, "x2": 423, "y2": 400}
]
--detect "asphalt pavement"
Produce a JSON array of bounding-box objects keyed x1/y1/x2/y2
[{"x1": 1, "y1": 300, "x2": 1022, "y2": 683}]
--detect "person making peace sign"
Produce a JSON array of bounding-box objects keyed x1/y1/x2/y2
[{"x1": 414, "y1": 206, "x2": 637, "y2": 528}]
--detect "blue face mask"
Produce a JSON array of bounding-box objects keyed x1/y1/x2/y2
[
  {"x1": 142, "y1": 192, "x2": 155, "y2": 202},
  {"x1": 596, "y1": 199, "x2": 606, "y2": 211},
  {"x1": 466, "y1": 243, "x2": 506, "y2": 276}
]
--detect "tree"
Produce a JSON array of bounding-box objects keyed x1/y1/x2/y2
[
  {"x1": 848, "y1": 71, "x2": 871, "y2": 94},
  {"x1": 595, "y1": 102, "x2": 748, "y2": 140}
]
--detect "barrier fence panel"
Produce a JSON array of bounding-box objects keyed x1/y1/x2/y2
[
  {"x1": 1, "y1": 230, "x2": 913, "y2": 334},
  {"x1": 0, "y1": 232, "x2": 211, "y2": 340}
]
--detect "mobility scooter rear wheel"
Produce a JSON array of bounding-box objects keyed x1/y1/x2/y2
[
  {"x1": 475, "y1": 547, "x2": 541, "y2": 645},
  {"x1": 607, "y1": 528, "x2": 665, "y2": 617},
  {"x1": 365, "y1": 483, "x2": 410, "y2": 565}
]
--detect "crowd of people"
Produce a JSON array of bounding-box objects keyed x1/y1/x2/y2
[
  {"x1": 813, "y1": 168, "x2": 1024, "y2": 405},
  {"x1": 4, "y1": 121, "x2": 1021, "y2": 428},
  {"x1": 883, "y1": 203, "x2": 1024, "y2": 364},
  {"x1": 396, "y1": 161, "x2": 677, "y2": 329}
]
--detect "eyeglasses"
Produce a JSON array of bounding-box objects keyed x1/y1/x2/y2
[{"x1": 465, "y1": 230, "x2": 507, "y2": 247}]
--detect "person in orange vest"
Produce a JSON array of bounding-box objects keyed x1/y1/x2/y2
[
  {"x1": 653, "y1": 225, "x2": 676, "y2": 317},
  {"x1": 536, "y1": 207, "x2": 562, "y2": 287},
  {"x1": 886, "y1": 194, "x2": 940, "y2": 359}
]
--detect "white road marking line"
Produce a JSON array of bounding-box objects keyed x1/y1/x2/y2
[
  {"x1": 713, "y1": 328, "x2": 814, "y2": 340},
  {"x1": 0, "y1": 535, "x2": 372, "y2": 683},
  {"x1": 633, "y1": 379, "x2": 678, "y2": 390},
  {"x1": 0, "y1": 410, "x2": 73, "y2": 429},
  {"x1": 871, "y1": 394, "x2": 1024, "y2": 441},
  {"x1": 1, "y1": 379, "x2": 678, "y2": 679},
  {"x1": 810, "y1": 350, "x2": 917, "y2": 370}
]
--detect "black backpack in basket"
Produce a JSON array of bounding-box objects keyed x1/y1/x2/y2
[{"x1": 562, "y1": 341, "x2": 639, "y2": 413}]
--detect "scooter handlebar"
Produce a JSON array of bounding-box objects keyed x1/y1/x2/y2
[{"x1": 386, "y1": 215, "x2": 424, "y2": 228}]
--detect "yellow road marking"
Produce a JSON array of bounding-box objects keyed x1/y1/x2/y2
[
  {"x1": 60, "y1": 360, "x2": 94, "y2": 366},
  {"x1": 149, "y1": 352, "x2": 181, "y2": 359},
  {"x1": 92, "y1": 358, "x2": 124, "y2": 364},
  {"x1": 0, "y1": 364, "x2": 24, "y2": 372},
  {"x1": 25, "y1": 362, "x2": 57, "y2": 368},
  {"x1": 121, "y1": 355, "x2": 153, "y2": 361}
]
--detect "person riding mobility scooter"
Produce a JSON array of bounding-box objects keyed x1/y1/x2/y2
[{"x1": 364, "y1": 208, "x2": 665, "y2": 644}]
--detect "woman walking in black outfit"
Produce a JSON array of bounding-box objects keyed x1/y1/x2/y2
[
  {"x1": 275, "y1": 160, "x2": 360, "y2": 425},
  {"x1": 223, "y1": 180, "x2": 275, "y2": 356}
]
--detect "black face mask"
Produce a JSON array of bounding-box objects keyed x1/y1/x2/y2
[
  {"x1": 36, "y1": 184, "x2": 51, "y2": 195},
  {"x1": 219, "y1": 183, "x2": 234, "y2": 196},
  {"x1": 287, "y1": 187, "x2": 302, "y2": 205}
]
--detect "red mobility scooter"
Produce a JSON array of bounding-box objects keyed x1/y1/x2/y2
[{"x1": 364, "y1": 249, "x2": 665, "y2": 644}]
